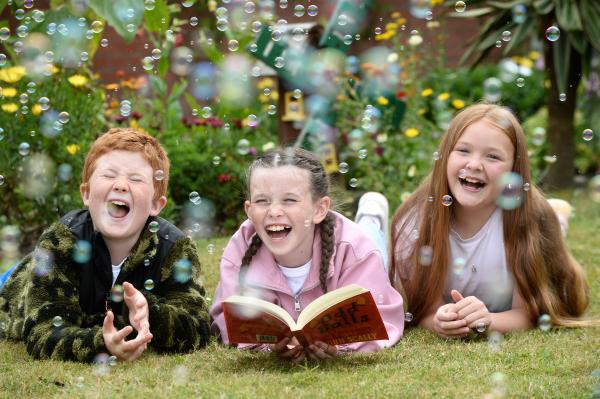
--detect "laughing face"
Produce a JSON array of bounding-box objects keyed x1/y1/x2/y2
[
  {"x1": 80, "y1": 150, "x2": 166, "y2": 248},
  {"x1": 446, "y1": 119, "x2": 515, "y2": 215},
  {"x1": 244, "y1": 165, "x2": 330, "y2": 267}
]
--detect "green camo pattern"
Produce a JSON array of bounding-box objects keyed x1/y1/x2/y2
[{"x1": 0, "y1": 222, "x2": 211, "y2": 362}]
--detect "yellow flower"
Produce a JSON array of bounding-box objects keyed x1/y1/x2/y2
[
  {"x1": 427, "y1": 21, "x2": 440, "y2": 29},
  {"x1": 375, "y1": 31, "x2": 394, "y2": 41},
  {"x1": 418, "y1": 108, "x2": 426, "y2": 115},
  {"x1": 437, "y1": 92, "x2": 449, "y2": 101},
  {"x1": 1, "y1": 103, "x2": 18, "y2": 113},
  {"x1": 519, "y1": 58, "x2": 534, "y2": 69},
  {"x1": 0, "y1": 66, "x2": 26, "y2": 83},
  {"x1": 1, "y1": 87, "x2": 17, "y2": 97},
  {"x1": 404, "y1": 128, "x2": 419, "y2": 138},
  {"x1": 396, "y1": 17, "x2": 407, "y2": 25},
  {"x1": 529, "y1": 51, "x2": 541, "y2": 60},
  {"x1": 391, "y1": 11, "x2": 401, "y2": 18},
  {"x1": 377, "y1": 96, "x2": 389, "y2": 105},
  {"x1": 452, "y1": 99, "x2": 465, "y2": 109},
  {"x1": 66, "y1": 144, "x2": 80, "y2": 155},
  {"x1": 208, "y1": 0, "x2": 217, "y2": 12},
  {"x1": 544, "y1": 79, "x2": 551, "y2": 89},
  {"x1": 421, "y1": 88, "x2": 433, "y2": 97},
  {"x1": 32, "y1": 104, "x2": 42, "y2": 116},
  {"x1": 68, "y1": 74, "x2": 88, "y2": 88},
  {"x1": 386, "y1": 23, "x2": 398, "y2": 31},
  {"x1": 257, "y1": 78, "x2": 275, "y2": 89},
  {"x1": 430, "y1": 0, "x2": 443, "y2": 6},
  {"x1": 105, "y1": 83, "x2": 119, "y2": 91},
  {"x1": 400, "y1": 192, "x2": 412, "y2": 203},
  {"x1": 48, "y1": 65, "x2": 60, "y2": 75},
  {"x1": 407, "y1": 165, "x2": 416, "y2": 178}
]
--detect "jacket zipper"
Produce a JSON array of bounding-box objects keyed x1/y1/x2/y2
[{"x1": 294, "y1": 295, "x2": 301, "y2": 312}]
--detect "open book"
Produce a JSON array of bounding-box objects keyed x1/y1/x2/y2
[{"x1": 222, "y1": 284, "x2": 388, "y2": 346}]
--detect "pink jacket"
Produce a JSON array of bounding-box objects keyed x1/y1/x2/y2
[{"x1": 210, "y1": 211, "x2": 404, "y2": 353}]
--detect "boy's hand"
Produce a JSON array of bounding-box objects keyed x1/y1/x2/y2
[
  {"x1": 102, "y1": 310, "x2": 152, "y2": 361},
  {"x1": 451, "y1": 290, "x2": 491, "y2": 331},
  {"x1": 433, "y1": 302, "x2": 469, "y2": 338},
  {"x1": 270, "y1": 337, "x2": 306, "y2": 363},
  {"x1": 123, "y1": 282, "x2": 150, "y2": 335},
  {"x1": 305, "y1": 341, "x2": 338, "y2": 361}
]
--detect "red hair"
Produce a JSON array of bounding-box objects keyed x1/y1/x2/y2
[{"x1": 82, "y1": 128, "x2": 169, "y2": 200}]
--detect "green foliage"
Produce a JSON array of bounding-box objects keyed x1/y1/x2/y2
[{"x1": 0, "y1": 67, "x2": 105, "y2": 251}]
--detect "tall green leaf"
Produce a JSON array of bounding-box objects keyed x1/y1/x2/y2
[
  {"x1": 580, "y1": 0, "x2": 600, "y2": 52},
  {"x1": 87, "y1": 0, "x2": 144, "y2": 43},
  {"x1": 555, "y1": 0, "x2": 582, "y2": 31},
  {"x1": 504, "y1": 15, "x2": 536, "y2": 54},
  {"x1": 144, "y1": 0, "x2": 170, "y2": 34},
  {"x1": 533, "y1": 0, "x2": 554, "y2": 14}
]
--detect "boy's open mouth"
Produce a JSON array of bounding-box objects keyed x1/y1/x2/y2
[
  {"x1": 266, "y1": 224, "x2": 291, "y2": 239},
  {"x1": 107, "y1": 200, "x2": 130, "y2": 218},
  {"x1": 459, "y1": 177, "x2": 485, "y2": 190}
]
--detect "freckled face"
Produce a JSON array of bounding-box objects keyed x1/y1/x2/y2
[
  {"x1": 446, "y1": 120, "x2": 514, "y2": 214},
  {"x1": 244, "y1": 166, "x2": 329, "y2": 267}
]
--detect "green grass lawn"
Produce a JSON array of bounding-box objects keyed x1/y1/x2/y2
[{"x1": 1, "y1": 192, "x2": 599, "y2": 398}]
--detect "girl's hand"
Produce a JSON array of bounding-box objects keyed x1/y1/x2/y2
[
  {"x1": 451, "y1": 290, "x2": 492, "y2": 331},
  {"x1": 270, "y1": 337, "x2": 306, "y2": 363},
  {"x1": 305, "y1": 341, "x2": 338, "y2": 361},
  {"x1": 433, "y1": 303, "x2": 470, "y2": 338}
]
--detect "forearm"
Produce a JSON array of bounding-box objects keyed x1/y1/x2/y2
[{"x1": 489, "y1": 308, "x2": 532, "y2": 333}]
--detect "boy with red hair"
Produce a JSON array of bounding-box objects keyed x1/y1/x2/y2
[{"x1": 0, "y1": 128, "x2": 210, "y2": 361}]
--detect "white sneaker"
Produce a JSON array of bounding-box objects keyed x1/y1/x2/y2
[
  {"x1": 547, "y1": 198, "x2": 572, "y2": 237},
  {"x1": 355, "y1": 192, "x2": 389, "y2": 236}
]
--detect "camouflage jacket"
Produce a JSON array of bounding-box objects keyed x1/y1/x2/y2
[{"x1": 0, "y1": 210, "x2": 211, "y2": 362}]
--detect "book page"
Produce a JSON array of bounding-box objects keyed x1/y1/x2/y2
[
  {"x1": 297, "y1": 284, "x2": 366, "y2": 329},
  {"x1": 223, "y1": 295, "x2": 298, "y2": 329}
]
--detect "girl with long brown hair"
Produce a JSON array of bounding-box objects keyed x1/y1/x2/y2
[
  {"x1": 211, "y1": 147, "x2": 404, "y2": 360},
  {"x1": 390, "y1": 103, "x2": 592, "y2": 338}
]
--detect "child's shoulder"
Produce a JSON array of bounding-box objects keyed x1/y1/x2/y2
[{"x1": 329, "y1": 211, "x2": 379, "y2": 254}]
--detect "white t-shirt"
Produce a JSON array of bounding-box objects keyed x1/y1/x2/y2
[
  {"x1": 278, "y1": 260, "x2": 312, "y2": 296},
  {"x1": 445, "y1": 208, "x2": 514, "y2": 312},
  {"x1": 112, "y1": 258, "x2": 127, "y2": 287}
]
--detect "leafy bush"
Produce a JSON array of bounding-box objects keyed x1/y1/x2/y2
[{"x1": 0, "y1": 66, "x2": 105, "y2": 252}]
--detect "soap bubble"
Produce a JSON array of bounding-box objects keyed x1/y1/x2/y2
[
  {"x1": 93, "y1": 353, "x2": 110, "y2": 377},
  {"x1": 582, "y1": 128, "x2": 594, "y2": 141},
  {"x1": 483, "y1": 77, "x2": 502, "y2": 102},
  {"x1": 18, "y1": 142, "x2": 30, "y2": 156},
  {"x1": 236, "y1": 139, "x2": 251, "y2": 155},
  {"x1": 501, "y1": 30, "x2": 511, "y2": 42},
  {"x1": 418, "y1": 245, "x2": 433, "y2": 266},
  {"x1": 349, "y1": 178, "x2": 359, "y2": 188},
  {"x1": 144, "y1": 279, "x2": 154, "y2": 290},
  {"x1": 476, "y1": 322, "x2": 487, "y2": 333},
  {"x1": 212, "y1": 156, "x2": 221, "y2": 166},
  {"x1": 441, "y1": 195, "x2": 453, "y2": 207},
  {"x1": 294, "y1": 4, "x2": 305, "y2": 17},
  {"x1": 487, "y1": 331, "x2": 503, "y2": 353},
  {"x1": 452, "y1": 257, "x2": 466, "y2": 275},
  {"x1": 512, "y1": 4, "x2": 527, "y2": 24},
  {"x1": 496, "y1": 172, "x2": 523, "y2": 210},
  {"x1": 532, "y1": 127, "x2": 545, "y2": 146},
  {"x1": 338, "y1": 162, "x2": 349, "y2": 174},
  {"x1": 538, "y1": 313, "x2": 551, "y2": 331},
  {"x1": 73, "y1": 240, "x2": 92, "y2": 263},
  {"x1": 148, "y1": 220, "x2": 159, "y2": 233},
  {"x1": 52, "y1": 316, "x2": 63, "y2": 327},
  {"x1": 173, "y1": 258, "x2": 192, "y2": 283},
  {"x1": 432, "y1": 151, "x2": 440, "y2": 161},
  {"x1": 516, "y1": 77, "x2": 525, "y2": 87},
  {"x1": 454, "y1": 1, "x2": 466, "y2": 13},
  {"x1": 307, "y1": 4, "x2": 318, "y2": 16},
  {"x1": 227, "y1": 39, "x2": 239, "y2": 52},
  {"x1": 154, "y1": 170, "x2": 165, "y2": 181},
  {"x1": 545, "y1": 26, "x2": 560, "y2": 42},
  {"x1": 189, "y1": 191, "x2": 201, "y2": 205},
  {"x1": 207, "y1": 243, "x2": 216, "y2": 254},
  {"x1": 111, "y1": 285, "x2": 124, "y2": 302},
  {"x1": 58, "y1": 111, "x2": 70, "y2": 124},
  {"x1": 404, "y1": 312, "x2": 413, "y2": 322},
  {"x1": 559, "y1": 93, "x2": 567, "y2": 102}
]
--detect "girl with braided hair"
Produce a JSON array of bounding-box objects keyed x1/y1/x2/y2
[{"x1": 211, "y1": 147, "x2": 404, "y2": 361}]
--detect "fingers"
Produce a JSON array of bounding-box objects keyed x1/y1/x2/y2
[
  {"x1": 103, "y1": 311, "x2": 116, "y2": 334},
  {"x1": 436, "y1": 309, "x2": 459, "y2": 322},
  {"x1": 306, "y1": 341, "x2": 337, "y2": 360},
  {"x1": 113, "y1": 325, "x2": 134, "y2": 343},
  {"x1": 450, "y1": 289, "x2": 464, "y2": 303},
  {"x1": 271, "y1": 337, "x2": 291, "y2": 353}
]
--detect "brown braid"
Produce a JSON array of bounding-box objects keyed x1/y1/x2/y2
[
  {"x1": 238, "y1": 234, "x2": 263, "y2": 292},
  {"x1": 318, "y1": 212, "x2": 335, "y2": 293}
]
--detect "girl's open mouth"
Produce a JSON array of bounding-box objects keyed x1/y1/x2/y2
[
  {"x1": 459, "y1": 177, "x2": 485, "y2": 190},
  {"x1": 266, "y1": 224, "x2": 291, "y2": 239}
]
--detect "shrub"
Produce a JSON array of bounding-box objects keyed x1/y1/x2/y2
[{"x1": 0, "y1": 66, "x2": 105, "y2": 253}]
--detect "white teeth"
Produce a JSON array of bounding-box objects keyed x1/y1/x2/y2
[
  {"x1": 266, "y1": 225, "x2": 288, "y2": 232},
  {"x1": 464, "y1": 177, "x2": 483, "y2": 184},
  {"x1": 111, "y1": 201, "x2": 127, "y2": 206}
]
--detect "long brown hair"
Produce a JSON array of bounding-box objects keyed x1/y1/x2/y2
[
  {"x1": 390, "y1": 103, "x2": 591, "y2": 327},
  {"x1": 239, "y1": 147, "x2": 334, "y2": 293}
]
